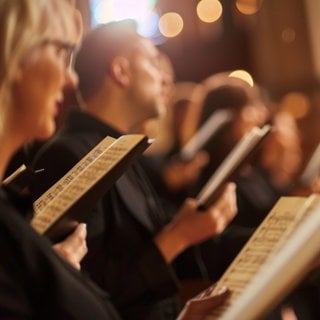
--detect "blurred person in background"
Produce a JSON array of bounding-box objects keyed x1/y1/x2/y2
[
  {"x1": 191, "y1": 72, "x2": 271, "y2": 195},
  {"x1": 232, "y1": 109, "x2": 303, "y2": 228},
  {"x1": 141, "y1": 81, "x2": 210, "y2": 217}
]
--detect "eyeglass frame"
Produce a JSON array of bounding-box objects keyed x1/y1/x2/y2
[{"x1": 40, "y1": 39, "x2": 78, "y2": 69}]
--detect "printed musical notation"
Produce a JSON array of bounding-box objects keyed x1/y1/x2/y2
[
  {"x1": 33, "y1": 136, "x2": 116, "y2": 215},
  {"x1": 31, "y1": 134, "x2": 150, "y2": 241},
  {"x1": 205, "y1": 194, "x2": 320, "y2": 319}
]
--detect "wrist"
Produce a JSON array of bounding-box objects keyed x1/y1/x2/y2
[{"x1": 154, "y1": 222, "x2": 188, "y2": 263}]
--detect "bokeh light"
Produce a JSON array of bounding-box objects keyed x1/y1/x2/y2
[
  {"x1": 137, "y1": 11, "x2": 160, "y2": 38},
  {"x1": 197, "y1": 0, "x2": 223, "y2": 23},
  {"x1": 235, "y1": 0, "x2": 263, "y2": 15},
  {"x1": 90, "y1": 0, "x2": 159, "y2": 38},
  {"x1": 229, "y1": 69, "x2": 254, "y2": 87},
  {"x1": 158, "y1": 12, "x2": 184, "y2": 38},
  {"x1": 92, "y1": 0, "x2": 113, "y2": 24}
]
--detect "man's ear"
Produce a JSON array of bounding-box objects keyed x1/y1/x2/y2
[{"x1": 109, "y1": 56, "x2": 130, "y2": 88}]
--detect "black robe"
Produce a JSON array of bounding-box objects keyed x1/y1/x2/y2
[
  {"x1": 0, "y1": 187, "x2": 120, "y2": 319},
  {"x1": 31, "y1": 110, "x2": 180, "y2": 320}
]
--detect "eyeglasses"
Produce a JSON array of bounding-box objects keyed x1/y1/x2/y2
[{"x1": 41, "y1": 39, "x2": 77, "y2": 68}]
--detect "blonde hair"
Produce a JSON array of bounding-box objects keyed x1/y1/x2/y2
[{"x1": 0, "y1": 0, "x2": 75, "y2": 127}]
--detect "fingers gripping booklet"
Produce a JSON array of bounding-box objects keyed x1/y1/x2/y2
[{"x1": 30, "y1": 134, "x2": 151, "y2": 242}]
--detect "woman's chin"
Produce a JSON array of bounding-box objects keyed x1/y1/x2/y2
[{"x1": 36, "y1": 124, "x2": 56, "y2": 141}]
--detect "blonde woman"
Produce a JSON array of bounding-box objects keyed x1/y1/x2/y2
[{"x1": 0, "y1": 0, "x2": 121, "y2": 318}]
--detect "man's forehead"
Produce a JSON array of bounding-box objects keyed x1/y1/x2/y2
[{"x1": 133, "y1": 37, "x2": 160, "y2": 57}]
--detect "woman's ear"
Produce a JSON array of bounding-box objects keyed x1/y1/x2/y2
[{"x1": 109, "y1": 56, "x2": 130, "y2": 88}]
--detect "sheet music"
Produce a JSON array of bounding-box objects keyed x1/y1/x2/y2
[
  {"x1": 33, "y1": 136, "x2": 116, "y2": 215},
  {"x1": 180, "y1": 109, "x2": 234, "y2": 161},
  {"x1": 216, "y1": 196, "x2": 320, "y2": 320},
  {"x1": 205, "y1": 194, "x2": 320, "y2": 319},
  {"x1": 31, "y1": 134, "x2": 149, "y2": 236},
  {"x1": 196, "y1": 124, "x2": 271, "y2": 208}
]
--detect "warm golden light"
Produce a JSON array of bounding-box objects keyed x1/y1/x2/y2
[
  {"x1": 229, "y1": 69, "x2": 254, "y2": 87},
  {"x1": 197, "y1": 0, "x2": 223, "y2": 23},
  {"x1": 235, "y1": 0, "x2": 262, "y2": 15},
  {"x1": 280, "y1": 92, "x2": 310, "y2": 119},
  {"x1": 158, "y1": 12, "x2": 184, "y2": 38}
]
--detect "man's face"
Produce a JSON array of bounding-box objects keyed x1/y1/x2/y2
[{"x1": 126, "y1": 38, "x2": 165, "y2": 121}]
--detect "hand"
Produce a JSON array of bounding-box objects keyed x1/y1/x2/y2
[
  {"x1": 52, "y1": 223, "x2": 88, "y2": 270},
  {"x1": 163, "y1": 151, "x2": 209, "y2": 191},
  {"x1": 155, "y1": 183, "x2": 237, "y2": 262},
  {"x1": 177, "y1": 285, "x2": 230, "y2": 320}
]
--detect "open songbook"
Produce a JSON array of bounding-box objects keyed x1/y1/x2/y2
[
  {"x1": 196, "y1": 124, "x2": 271, "y2": 209},
  {"x1": 204, "y1": 193, "x2": 320, "y2": 320},
  {"x1": 30, "y1": 134, "x2": 151, "y2": 242}
]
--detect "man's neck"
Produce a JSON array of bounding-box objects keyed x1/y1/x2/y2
[
  {"x1": 84, "y1": 102, "x2": 130, "y2": 134},
  {"x1": 85, "y1": 92, "x2": 147, "y2": 134}
]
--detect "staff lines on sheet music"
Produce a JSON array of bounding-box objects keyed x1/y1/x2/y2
[
  {"x1": 33, "y1": 137, "x2": 115, "y2": 214},
  {"x1": 205, "y1": 196, "x2": 319, "y2": 319},
  {"x1": 219, "y1": 200, "x2": 320, "y2": 320},
  {"x1": 32, "y1": 137, "x2": 139, "y2": 234}
]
